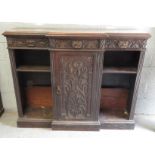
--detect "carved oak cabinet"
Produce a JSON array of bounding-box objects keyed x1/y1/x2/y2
[{"x1": 3, "y1": 28, "x2": 150, "y2": 130}]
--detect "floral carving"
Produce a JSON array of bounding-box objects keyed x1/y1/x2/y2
[
  {"x1": 72, "y1": 40, "x2": 83, "y2": 48},
  {"x1": 61, "y1": 55, "x2": 93, "y2": 119}
]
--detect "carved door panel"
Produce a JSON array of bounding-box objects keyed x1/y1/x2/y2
[{"x1": 52, "y1": 51, "x2": 103, "y2": 121}]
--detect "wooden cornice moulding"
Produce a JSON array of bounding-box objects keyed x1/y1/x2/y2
[{"x1": 3, "y1": 28, "x2": 150, "y2": 50}]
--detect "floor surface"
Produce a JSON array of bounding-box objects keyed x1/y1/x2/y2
[
  {"x1": 1, "y1": 111, "x2": 155, "y2": 155},
  {"x1": 0, "y1": 110, "x2": 155, "y2": 138}
]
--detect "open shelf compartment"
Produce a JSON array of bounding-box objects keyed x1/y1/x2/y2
[
  {"x1": 103, "y1": 51, "x2": 140, "y2": 74},
  {"x1": 100, "y1": 73, "x2": 136, "y2": 121},
  {"x1": 14, "y1": 49, "x2": 50, "y2": 72},
  {"x1": 18, "y1": 72, "x2": 53, "y2": 119}
]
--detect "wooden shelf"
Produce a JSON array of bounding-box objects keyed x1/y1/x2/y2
[
  {"x1": 16, "y1": 65, "x2": 50, "y2": 72},
  {"x1": 99, "y1": 111, "x2": 134, "y2": 129},
  {"x1": 24, "y1": 107, "x2": 52, "y2": 119},
  {"x1": 103, "y1": 67, "x2": 137, "y2": 74},
  {"x1": 99, "y1": 110, "x2": 129, "y2": 121}
]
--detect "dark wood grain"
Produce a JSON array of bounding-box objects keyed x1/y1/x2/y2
[
  {"x1": 9, "y1": 50, "x2": 24, "y2": 116},
  {"x1": 100, "y1": 88, "x2": 129, "y2": 113},
  {"x1": 24, "y1": 86, "x2": 53, "y2": 108}
]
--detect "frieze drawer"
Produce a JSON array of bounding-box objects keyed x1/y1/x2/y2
[
  {"x1": 7, "y1": 37, "x2": 49, "y2": 48},
  {"x1": 100, "y1": 39, "x2": 147, "y2": 49},
  {"x1": 49, "y1": 39, "x2": 99, "y2": 49}
]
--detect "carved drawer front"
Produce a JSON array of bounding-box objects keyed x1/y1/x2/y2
[
  {"x1": 52, "y1": 52, "x2": 102, "y2": 120},
  {"x1": 49, "y1": 39, "x2": 99, "y2": 49},
  {"x1": 7, "y1": 37, "x2": 49, "y2": 48},
  {"x1": 100, "y1": 39, "x2": 147, "y2": 49}
]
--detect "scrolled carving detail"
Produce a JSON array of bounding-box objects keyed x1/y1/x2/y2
[
  {"x1": 50, "y1": 39, "x2": 99, "y2": 49},
  {"x1": 7, "y1": 38, "x2": 49, "y2": 48},
  {"x1": 83, "y1": 40, "x2": 99, "y2": 49},
  {"x1": 100, "y1": 39, "x2": 147, "y2": 49},
  {"x1": 61, "y1": 56, "x2": 93, "y2": 119}
]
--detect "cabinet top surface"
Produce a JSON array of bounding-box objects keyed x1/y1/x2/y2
[{"x1": 3, "y1": 27, "x2": 151, "y2": 38}]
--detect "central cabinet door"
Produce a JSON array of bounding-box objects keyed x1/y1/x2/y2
[{"x1": 52, "y1": 51, "x2": 102, "y2": 125}]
